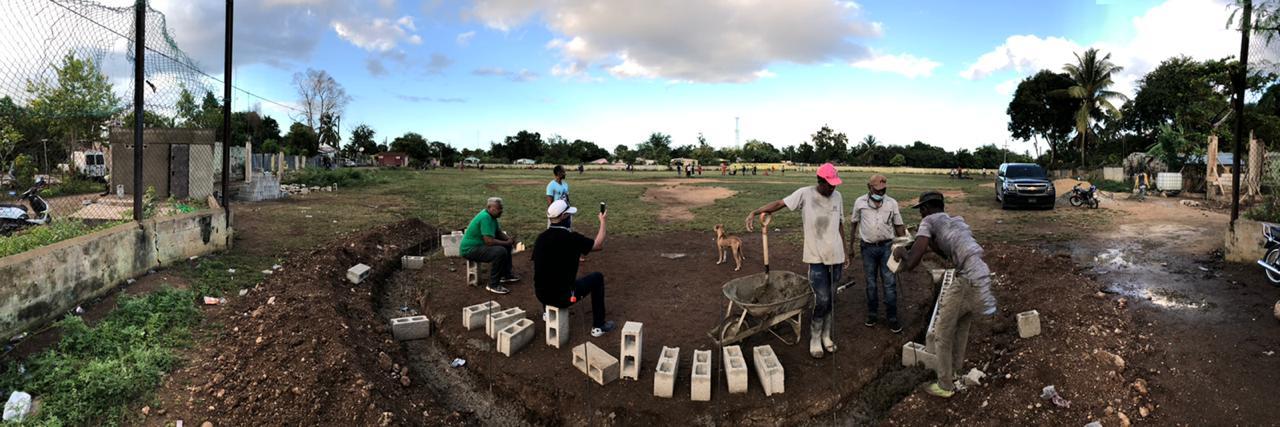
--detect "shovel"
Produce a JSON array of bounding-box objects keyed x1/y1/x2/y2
[{"x1": 760, "y1": 212, "x2": 772, "y2": 283}]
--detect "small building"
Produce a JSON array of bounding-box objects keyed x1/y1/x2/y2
[
  {"x1": 589, "y1": 158, "x2": 610, "y2": 165},
  {"x1": 373, "y1": 152, "x2": 410, "y2": 167},
  {"x1": 513, "y1": 158, "x2": 536, "y2": 165}
]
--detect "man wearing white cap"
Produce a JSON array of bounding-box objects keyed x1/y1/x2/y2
[
  {"x1": 745, "y1": 162, "x2": 847, "y2": 358},
  {"x1": 532, "y1": 199, "x2": 616, "y2": 337}
]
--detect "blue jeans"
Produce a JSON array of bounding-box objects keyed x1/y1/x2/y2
[
  {"x1": 808, "y1": 263, "x2": 843, "y2": 319},
  {"x1": 861, "y1": 242, "x2": 898, "y2": 321}
]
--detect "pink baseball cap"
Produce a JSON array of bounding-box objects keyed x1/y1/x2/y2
[{"x1": 816, "y1": 163, "x2": 842, "y2": 186}]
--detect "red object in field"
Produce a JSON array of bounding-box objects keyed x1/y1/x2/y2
[{"x1": 570, "y1": 292, "x2": 577, "y2": 303}]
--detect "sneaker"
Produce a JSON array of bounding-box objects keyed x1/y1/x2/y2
[
  {"x1": 925, "y1": 382, "x2": 955, "y2": 398},
  {"x1": 486, "y1": 284, "x2": 511, "y2": 295},
  {"x1": 500, "y1": 275, "x2": 521, "y2": 283},
  {"x1": 590, "y1": 320, "x2": 616, "y2": 337},
  {"x1": 864, "y1": 316, "x2": 877, "y2": 327},
  {"x1": 889, "y1": 319, "x2": 902, "y2": 334}
]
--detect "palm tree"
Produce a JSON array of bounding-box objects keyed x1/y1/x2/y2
[{"x1": 1062, "y1": 48, "x2": 1126, "y2": 167}]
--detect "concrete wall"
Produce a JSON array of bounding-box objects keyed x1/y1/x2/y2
[
  {"x1": 1225, "y1": 218, "x2": 1268, "y2": 263},
  {"x1": 0, "y1": 209, "x2": 230, "y2": 338}
]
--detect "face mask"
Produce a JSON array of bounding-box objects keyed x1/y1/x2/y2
[{"x1": 870, "y1": 193, "x2": 884, "y2": 202}]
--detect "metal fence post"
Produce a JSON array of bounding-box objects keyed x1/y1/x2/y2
[
  {"x1": 222, "y1": 0, "x2": 233, "y2": 219},
  {"x1": 132, "y1": 0, "x2": 145, "y2": 222}
]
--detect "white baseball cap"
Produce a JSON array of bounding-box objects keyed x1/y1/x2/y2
[{"x1": 546, "y1": 199, "x2": 578, "y2": 218}]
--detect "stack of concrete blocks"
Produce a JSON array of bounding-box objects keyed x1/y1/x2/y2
[
  {"x1": 461, "y1": 301, "x2": 500, "y2": 331},
  {"x1": 653, "y1": 346, "x2": 679, "y2": 398},
  {"x1": 497, "y1": 318, "x2": 536, "y2": 357},
  {"x1": 904, "y1": 268, "x2": 955, "y2": 370},
  {"x1": 466, "y1": 261, "x2": 479, "y2": 287},
  {"x1": 722, "y1": 345, "x2": 749, "y2": 394},
  {"x1": 401, "y1": 255, "x2": 424, "y2": 270},
  {"x1": 1017, "y1": 310, "x2": 1041, "y2": 338},
  {"x1": 487, "y1": 307, "x2": 526, "y2": 339},
  {"x1": 545, "y1": 306, "x2": 570, "y2": 348},
  {"x1": 390, "y1": 315, "x2": 431, "y2": 341},
  {"x1": 347, "y1": 263, "x2": 371, "y2": 284},
  {"x1": 620, "y1": 322, "x2": 644, "y2": 381},
  {"x1": 572, "y1": 342, "x2": 620, "y2": 385},
  {"x1": 752, "y1": 345, "x2": 784, "y2": 396},
  {"x1": 691, "y1": 350, "x2": 712, "y2": 401},
  {"x1": 442, "y1": 231, "x2": 464, "y2": 257}
]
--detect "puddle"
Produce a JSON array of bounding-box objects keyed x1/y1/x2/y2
[
  {"x1": 1094, "y1": 248, "x2": 1134, "y2": 269},
  {"x1": 1104, "y1": 283, "x2": 1208, "y2": 310}
]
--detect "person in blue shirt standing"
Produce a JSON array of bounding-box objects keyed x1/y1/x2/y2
[{"x1": 547, "y1": 165, "x2": 571, "y2": 228}]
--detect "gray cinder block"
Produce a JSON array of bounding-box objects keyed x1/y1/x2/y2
[
  {"x1": 390, "y1": 315, "x2": 430, "y2": 341},
  {"x1": 1017, "y1": 310, "x2": 1041, "y2": 338},
  {"x1": 498, "y1": 318, "x2": 536, "y2": 357},
  {"x1": 462, "y1": 301, "x2": 500, "y2": 331},
  {"x1": 487, "y1": 307, "x2": 526, "y2": 338},
  {"x1": 402, "y1": 255, "x2": 424, "y2": 270},
  {"x1": 753, "y1": 345, "x2": 785, "y2": 396},
  {"x1": 545, "y1": 305, "x2": 569, "y2": 348},
  {"x1": 653, "y1": 346, "x2": 679, "y2": 398},
  {"x1": 572, "y1": 342, "x2": 619, "y2": 386},
  {"x1": 723, "y1": 345, "x2": 748, "y2": 394},
  {"x1": 691, "y1": 349, "x2": 712, "y2": 401},
  {"x1": 621, "y1": 322, "x2": 644, "y2": 380},
  {"x1": 347, "y1": 263, "x2": 371, "y2": 284}
]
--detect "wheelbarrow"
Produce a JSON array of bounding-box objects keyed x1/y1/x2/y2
[{"x1": 708, "y1": 213, "x2": 815, "y2": 346}]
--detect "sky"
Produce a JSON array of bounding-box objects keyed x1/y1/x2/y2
[{"x1": 6, "y1": 0, "x2": 1269, "y2": 153}]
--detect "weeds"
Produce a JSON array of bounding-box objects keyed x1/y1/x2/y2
[
  {"x1": 0, "y1": 219, "x2": 126, "y2": 258},
  {"x1": 284, "y1": 168, "x2": 384, "y2": 188},
  {"x1": 41, "y1": 177, "x2": 104, "y2": 198},
  {"x1": 0, "y1": 288, "x2": 200, "y2": 426}
]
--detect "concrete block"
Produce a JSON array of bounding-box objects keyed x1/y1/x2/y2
[
  {"x1": 723, "y1": 345, "x2": 749, "y2": 394},
  {"x1": 653, "y1": 346, "x2": 679, "y2": 398},
  {"x1": 390, "y1": 315, "x2": 430, "y2": 341},
  {"x1": 462, "y1": 301, "x2": 500, "y2": 331},
  {"x1": 901, "y1": 341, "x2": 920, "y2": 367},
  {"x1": 545, "y1": 305, "x2": 570, "y2": 348},
  {"x1": 347, "y1": 263, "x2": 371, "y2": 284},
  {"x1": 572, "y1": 342, "x2": 619, "y2": 386},
  {"x1": 487, "y1": 307, "x2": 526, "y2": 338},
  {"x1": 1017, "y1": 310, "x2": 1041, "y2": 338},
  {"x1": 902, "y1": 342, "x2": 937, "y2": 369},
  {"x1": 497, "y1": 318, "x2": 536, "y2": 357},
  {"x1": 961, "y1": 368, "x2": 986, "y2": 387},
  {"x1": 925, "y1": 269, "x2": 957, "y2": 353},
  {"x1": 442, "y1": 231, "x2": 464, "y2": 257},
  {"x1": 915, "y1": 346, "x2": 938, "y2": 370},
  {"x1": 401, "y1": 255, "x2": 424, "y2": 270},
  {"x1": 466, "y1": 261, "x2": 479, "y2": 287},
  {"x1": 753, "y1": 345, "x2": 784, "y2": 396},
  {"x1": 620, "y1": 321, "x2": 644, "y2": 381},
  {"x1": 691, "y1": 349, "x2": 712, "y2": 401}
]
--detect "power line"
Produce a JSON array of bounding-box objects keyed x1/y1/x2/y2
[{"x1": 44, "y1": 0, "x2": 302, "y2": 115}]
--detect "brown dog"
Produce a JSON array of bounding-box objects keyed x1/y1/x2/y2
[{"x1": 714, "y1": 224, "x2": 744, "y2": 271}]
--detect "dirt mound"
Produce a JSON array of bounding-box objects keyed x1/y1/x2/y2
[
  {"x1": 149, "y1": 219, "x2": 460, "y2": 426},
  {"x1": 641, "y1": 185, "x2": 737, "y2": 221},
  {"x1": 1053, "y1": 178, "x2": 1089, "y2": 195},
  {"x1": 884, "y1": 244, "x2": 1147, "y2": 425}
]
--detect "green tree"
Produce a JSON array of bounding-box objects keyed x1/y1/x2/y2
[
  {"x1": 430, "y1": 141, "x2": 460, "y2": 166},
  {"x1": 25, "y1": 53, "x2": 121, "y2": 150},
  {"x1": 493, "y1": 130, "x2": 543, "y2": 162},
  {"x1": 348, "y1": 124, "x2": 377, "y2": 155},
  {"x1": 796, "y1": 142, "x2": 816, "y2": 164},
  {"x1": 889, "y1": 153, "x2": 906, "y2": 167},
  {"x1": 613, "y1": 144, "x2": 635, "y2": 163},
  {"x1": 1007, "y1": 70, "x2": 1077, "y2": 166},
  {"x1": 390, "y1": 132, "x2": 431, "y2": 164},
  {"x1": 282, "y1": 122, "x2": 319, "y2": 156},
  {"x1": 199, "y1": 91, "x2": 222, "y2": 130},
  {"x1": 741, "y1": 139, "x2": 781, "y2": 162},
  {"x1": 318, "y1": 112, "x2": 341, "y2": 149},
  {"x1": 692, "y1": 134, "x2": 718, "y2": 164},
  {"x1": 637, "y1": 132, "x2": 672, "y2": 163},
  {"x1": 0, "y1": 116, "x2": 21, "y2": 170},
  {"x1": 810, "y1": 125, "x2": 848, "y2": 163},
  {"x1": 1063, "y1": 48, "x2": 1127, "y2": 166},
  {"x1": 175, "y1": 86, "x2": 200, "y2": 127}
]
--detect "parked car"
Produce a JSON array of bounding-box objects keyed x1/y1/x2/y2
[{"x1": 995, "y1": 163, "x2": 1055, "y2": 210}]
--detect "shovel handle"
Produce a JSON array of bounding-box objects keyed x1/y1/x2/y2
[{"x1": 760, "y1": 213, "x2": 771, "y2": 273}]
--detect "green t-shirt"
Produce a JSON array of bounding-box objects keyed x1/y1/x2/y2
[{"x1": 460, "y1": 210, "x2": 501, "y2": 255}]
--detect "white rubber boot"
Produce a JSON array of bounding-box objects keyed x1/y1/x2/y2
[
  {"x1": 810, "y1": 317, "x2": 825, "y2": 359},
  {"x1": 822, "y1": 312, "x2": 837, "y2": 353}
]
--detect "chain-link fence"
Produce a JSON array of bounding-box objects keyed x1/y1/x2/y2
[{"x1": 0, "y1": 0, "x2": 229, "y2": 240}]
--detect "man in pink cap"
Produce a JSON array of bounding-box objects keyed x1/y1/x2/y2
[{"x1": 745, "y1": 162, "x2": 847, "y2": 358}]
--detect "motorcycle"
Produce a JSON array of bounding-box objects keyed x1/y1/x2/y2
[
  {"x1": 1258, "y1": 223, "x2": 1280, "y2": 286},
  {"x1": 1068, "y1": 182, "x2": 1099, "y2": 209},
  {"x1": 0, "y1": 178, "x2": 52, "y2": 236}
]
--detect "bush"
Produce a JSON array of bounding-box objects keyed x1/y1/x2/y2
[
  {"x1": 12, "y1": 154, "x2": 36, "y2": 189},
  {"x1": 43, "y1": 175, "x2": 104, "y2": 198},
  {"x1": 1096, "y1": 180, "x2": 1129, "y2": 193},
  {"x1": 0, "y1": 219, "x2": 126, "y2": 258},
  {"x1": 284, "y1": 168, "x2": 381, "y2": 188}
]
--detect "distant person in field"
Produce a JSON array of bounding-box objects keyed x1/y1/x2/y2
[
  {"x1": 893, "y1": 191, "x2": 998, "y2": 398},
  {"x1": 745, "y1": 163, "x2": 846, "y2": 359},
  {"x1": 534, "y1": 200, "x2": 616, "y2": 337},
  {"x1": 547, "y1": 165, "x2": 571, "y2": 228},
  {"x1": 851, "y1": 174, "x2": 907, "y2": 333},
  {"x1": 460, "y1": 197, "x2": 521, "y2": 295},
  {"x1": 578, "y1": 163, "x2": 584, "y2": 175}
]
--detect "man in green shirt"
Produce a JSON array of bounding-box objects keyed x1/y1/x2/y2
[{"x1": 461, "y1": 197, "x2": 520, "y2": 294}]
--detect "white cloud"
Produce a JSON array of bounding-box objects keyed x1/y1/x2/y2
[
  {"x1": 851, "y1": 53, "x2": 941, "y2": 78},
  {"x1": 332, "y1": 15, "x2": 423, "y2": 53},
  {"x1": 472, "y1": 67, "x2": 539, "y2": 82},
  {"x1": 470, "y1": 0, "x2": 882, "y2": 83},
  {"x1": 960, "y1": 0, "x2": 1268, "y2": 98},
  {"x1": 754, "y1": 69, "x2": 777, "y2": 79},
  {"x1": 456, "y1": 31, "x2": 476, "y2": 46}
]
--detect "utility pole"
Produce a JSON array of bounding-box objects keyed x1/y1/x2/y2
[
  {"x1": 1231, "y1": 0, "x2": 1252, "y2": 229},
  {"x1": 221, "y1": 0, "x2": 233, "y2": 217},
  {"x1": 132, "y1": 0, "x2": 145, "y2": 221},
  {"x1": 735, "y1": 116, "x2": 740, "y2": 147}
]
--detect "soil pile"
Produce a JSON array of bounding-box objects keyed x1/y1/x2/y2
[
  {"x1": 149, "y1": 219, "x2": 458, "y2": 426},
  {"x1": 641, "y1": 185, "x2": 737, "y2": 221},
  {"x1": 885, "y1": 244, "x2": 1152, "y2": 425}
]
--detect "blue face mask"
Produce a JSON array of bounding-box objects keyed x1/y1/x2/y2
[{"x1": 870, "y1": 193, "x2": 884, "y2": 202}]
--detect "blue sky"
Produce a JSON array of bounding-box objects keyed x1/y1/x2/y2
[{"x1": 96, "y1": 0, "x2": 1257, "y2": 153}]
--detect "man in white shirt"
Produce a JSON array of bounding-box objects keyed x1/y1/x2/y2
[
  {"x1": 850, "y1": 174, "x2": 907, "y2": 333},
  {"x1": 746, "y1": 163, "x2": 846, "y2": 359}
]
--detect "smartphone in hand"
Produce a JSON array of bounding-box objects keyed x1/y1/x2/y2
[{"x1": 600, "y1": 202, "x2": 607, "y2": 214}]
